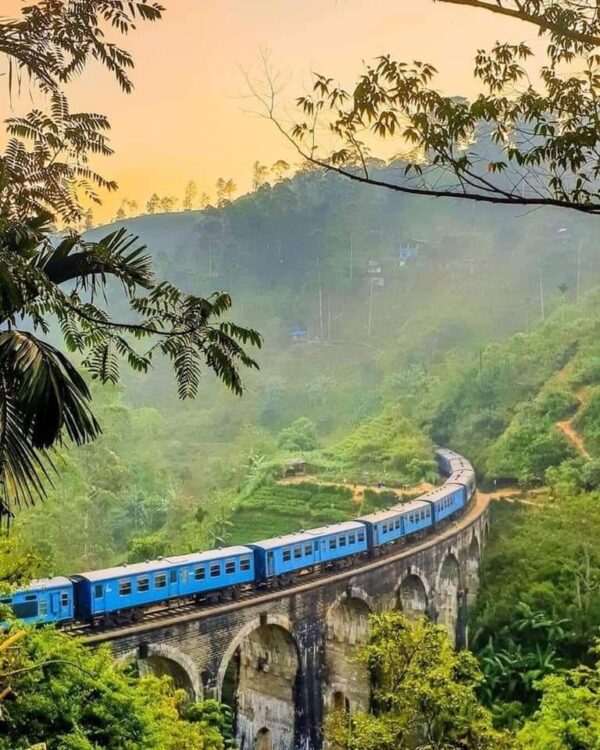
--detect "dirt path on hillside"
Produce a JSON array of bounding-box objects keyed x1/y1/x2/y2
[
  {"x1": 277, "y1": 474, "x2": 435, "y2": 505},
  {"x1": 556, "y1": 385, "x2": 591, "y2": 460}
]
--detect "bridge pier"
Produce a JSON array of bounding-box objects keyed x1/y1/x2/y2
[{"x1": 90, "y1": 499, "x2": 488, "y2": 749}]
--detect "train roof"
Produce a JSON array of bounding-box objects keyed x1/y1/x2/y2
[
  {"x1": 249, "y1": 521, "x2": 365, "y2": 551},
  {"x1": 360, "y1": 499, "x2": 430, "y2": 524},
  {"x1": 419, "y1": 483, "x2": 464, "y2": 502},
  {"x1": 435, "y1": 447, "x2": 463, "y2": 461},
  {"x1": 26, "y1": 576, "x2": 72, "y2": 591},
  {"x1": 73, "y1": 546, "x2": 253, "y2": 582}
]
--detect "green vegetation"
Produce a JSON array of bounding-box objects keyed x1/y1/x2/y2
[
  {"x1": 0, "y1": 626, "x2": 230, "y2": 750},
  {"x1": 325, "y1": 612, "x2": 511, "y2": 750}
]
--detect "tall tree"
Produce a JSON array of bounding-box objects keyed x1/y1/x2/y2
[
  {"x1": 252, "y1": 161, "x2": 269, "y2": 191},
  {"x1": 183, "y1": 180, "x2": 198, "y2": 210},
  {"x1": 215, "y1": 178, "x2": 226, "y2": 207},
  {"x1": 271, "y1": 159, "x2": 290, "y2": 182},
  {"x1": 0, "y1": 2, "x2": 261, "y2": 522},
  {"x1": 159, "y1": 195, "x2": 178, "y2": 213},
  {"x1": 223, "y1": 179, "x2": 237, "y2": 203},
  {"x1": 254, "y1": 0, "x2": 600, "y2": 215},
  {"x1": 146, "y1": 192, "x2": 161, "y2": 214},
  {"x1": 199, "y1": 191, "x2": 211, "y2": 210}
]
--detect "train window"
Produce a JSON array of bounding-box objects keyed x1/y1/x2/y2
[
  {"x1": 119, "y1": 580, "x2": 132, "y2": 597},
  {"x1": 294, "y1": 546, "x2": 302, "y2": 559},
  {"x1": 225, "y1": 560, "x2": 236, "y2": 574},
  {"x1": 155, "y1": 573, "x2": 167, "y2": 589},
  {"x1": 61, "y1": 593, "x2": 69, "y2": 607},
  {"x1": 420, "y1": 511, "x2": 425, "y2": 520},
  {"x1": 304, "y1": 544, "x2": 313, "y2": 556},
  {"x1": 25, "y1": 594, "x2": 37, "y2": 601},
  {"x1": 348, "y1": 534, "x2": 356, "y2": 545},
  {"x1": 94, "y1": 584, "x2": 103, "y2": 599},
  {"x1": 210, "y1": 564, "x2": 220, "y2": 578},
  {"x1": 382, "y1": 522, "x2": 388, "y2": 533},
  {"x1": 283, "y1": 549, "x2": 291, "y2": 562},
  {"x1": 358, "y1": 531, "x2": 365, "y2": 542},
  {"x1": 395, "y1": 518, "x2": 401, "y2": 529},
  {"x1": 339, "y1": 535, "x2": 347, "y2": 547},
  {"x1": 170, "y1": 570, "x2": 178, "y2": 584},
  {"x1": 329, "y1": 538, "x2": 337, "y2": 550},
  {"x1": 137, "y1": 577, "x2": 149, "y2": 593},
  {"x1": 240, "y1": 557, "x2": 251, "y2": 571},
  {"x1": 195, "y1": 566, "x2": 205, "y2": 580},
  {"x1": 409, "y1": 515, "x2": 414, "y2": 524},
  {"x1": 39, "y1": 600, "x2": 47, "y2": 615}
]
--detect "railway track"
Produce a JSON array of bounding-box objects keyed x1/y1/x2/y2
[{"x1": 79, "y1": 489, "x2": 491, "y2": 645}]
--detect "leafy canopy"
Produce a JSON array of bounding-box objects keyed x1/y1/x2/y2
[
  {"x1": 255, "y1": 0, "x2": 600, "y2": 214},
  {"x1": 0, "y1": 3, "x2": 262, "y2": 520},
  {"x1": 325, "y1": 612, "x2": 511, "y2": 750}
]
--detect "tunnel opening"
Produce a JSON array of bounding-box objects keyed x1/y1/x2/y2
[
  {"x1": 397, "y1": 574, "x2": 428, "y2": 621},
  {"x1": 324, "y1": 596, "x2": 371, "y2": 719}
]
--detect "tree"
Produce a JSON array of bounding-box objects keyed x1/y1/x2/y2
[
  {"x1": 0, "y1": 3, "x2": 262, "y2": 521},
  {"x1": 271, "y1": 159, "x2": 290, "y2": 182},
  {"x1": 252, "y1": 161, "x2": 269, "y2": 191},
  {"x1": 516, "y1": 647, "x2": 600, "y2": 748},
  {"x1": 183, "y1": 180, "x2": 198, "y2": 210},
  {"x1": 115, "y1": 201, "x2": 127, "y2": 221},
  {"x1": 146, "y1": 192, "x2": 161, "y2": 214},
  {"x1": 223, "y1": 179, "x2": 237, "y2": 203},
  {"x1": 199, "y1": 191, "x2": 211, "y2": 210},
  {"x1": 215, "y1": 178, "x2": 226, "y2": 207},
  {"x1": 325, "y1": 612, "x2": 511, "y2": 750},
  {"x1": 253, "y1": 2, "x2": 600, "y2": 215},
  {"x1": 83, "y1": 208, "x2": 94, "y2": 231},
  {"x1": 159, "y1": 195, "x2": 178, "y2": 213},
  {"x1": 0, "y1": 625, "x2": 226, "y2": 750}
]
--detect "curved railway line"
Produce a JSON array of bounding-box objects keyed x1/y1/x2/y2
[{"x1": 80, "y1": 486, "x2": 492, "y2": 645}]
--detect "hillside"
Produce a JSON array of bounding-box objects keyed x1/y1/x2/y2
[{"x1": 16, "y1": 168, "x2": 600, "y2": 574}]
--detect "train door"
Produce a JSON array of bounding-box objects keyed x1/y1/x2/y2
[
  {"x1": 320, "y1": 539, "x2": 328, "y2": 561},
  {"x1": 50, "y1": 591, "x2": 61, "y2": 617},
  {"x1": 267, "y1": 551, "x2": 275, "y2": 577},
  {"x1": 168, "y1": 569, "x2": 179, "y2": 598}
]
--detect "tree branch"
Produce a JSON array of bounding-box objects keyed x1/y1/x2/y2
[{"x1": 435, "y1": 0, "x2": 600, "y2": 46}]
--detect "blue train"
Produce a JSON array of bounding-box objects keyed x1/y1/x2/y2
[{"x1": 1, "y1": 448, "x2": 475, "y2": 629}]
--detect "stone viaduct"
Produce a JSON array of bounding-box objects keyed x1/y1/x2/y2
[{"x1": 86, "y1": 494, "x2": 489, "y2": 750}]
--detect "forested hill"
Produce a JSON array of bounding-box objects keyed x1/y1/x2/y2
[
  {"x1": 20, "y1": 167, "x2": 600, "y2": 578},
  {"x1": 88, "y1": 166, "x2": 600, "y2": 487}
]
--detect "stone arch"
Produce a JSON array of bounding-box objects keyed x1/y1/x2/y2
[
  {"x1": 436, "y1": 553, "x2": 461, "y2": 646},
  {"x1": 324, "y1": 595, "x2": 372, "y2": 719},
  {"x1": 217, "y1": 616, "x2": 300, "y2": 750},
  {"x1": 137, "y1": 643, "x2": 203, "y2": 701},
  {"x1": 397, "y1": 573, "x2": 429, "y2": 621},
  {"x1": 466, "y1": 535, "x2": 481, "y2": 607},
  {"x1": 256, "y1": 727, "x2": 273, "y2": 750}
]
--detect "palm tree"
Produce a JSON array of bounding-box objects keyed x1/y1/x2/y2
[{"x1": 0, "y1": 213, "x2": 261, "y2": 523}]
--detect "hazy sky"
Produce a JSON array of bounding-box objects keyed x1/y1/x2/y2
[{"x1": 3, "y1": 0, "x2": 535, "y2": 222}]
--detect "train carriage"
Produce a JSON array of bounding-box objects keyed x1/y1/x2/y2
[
  {"x1": 435, "y1": 448, "x2": 473, "y2": 477},
  {"x1": 249, "y1": 521, "x2": 367, "y2": 582},
  {"x1": 360, "y1": 499, "x2": 432, "y2": 550},
  {"x1": 72, "y1": 545, "x2": 255, "y2": 621},
  {"x1": 419, "y1": 483, "x2": 466, "y2": 524},
  {"x1": 1, "y1": 577, "x2": 73, "y2": 627},
  {"x1": 447, "y1": 469, "x2": 476, "y2": 502}
]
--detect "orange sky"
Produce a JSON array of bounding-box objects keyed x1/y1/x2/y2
[{"x1": 1, "y1": 0, "x2": 538, "y2": 222}]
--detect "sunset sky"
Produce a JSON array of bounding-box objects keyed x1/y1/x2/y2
[{"x1": 2, "y1": 0, "x2": 537, "y2": 223}]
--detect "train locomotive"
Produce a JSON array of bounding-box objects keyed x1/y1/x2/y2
[{"x1": 1, "y1": 448, "x2": 475, "y2": 630}]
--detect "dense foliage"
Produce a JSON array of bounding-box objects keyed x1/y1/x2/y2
[
  {"x1": 325, "y1": 612, "x2": 511, "y2": 750},
  {"x1": 0, "y1": 626, "x2": 229, "y2": 750}
]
